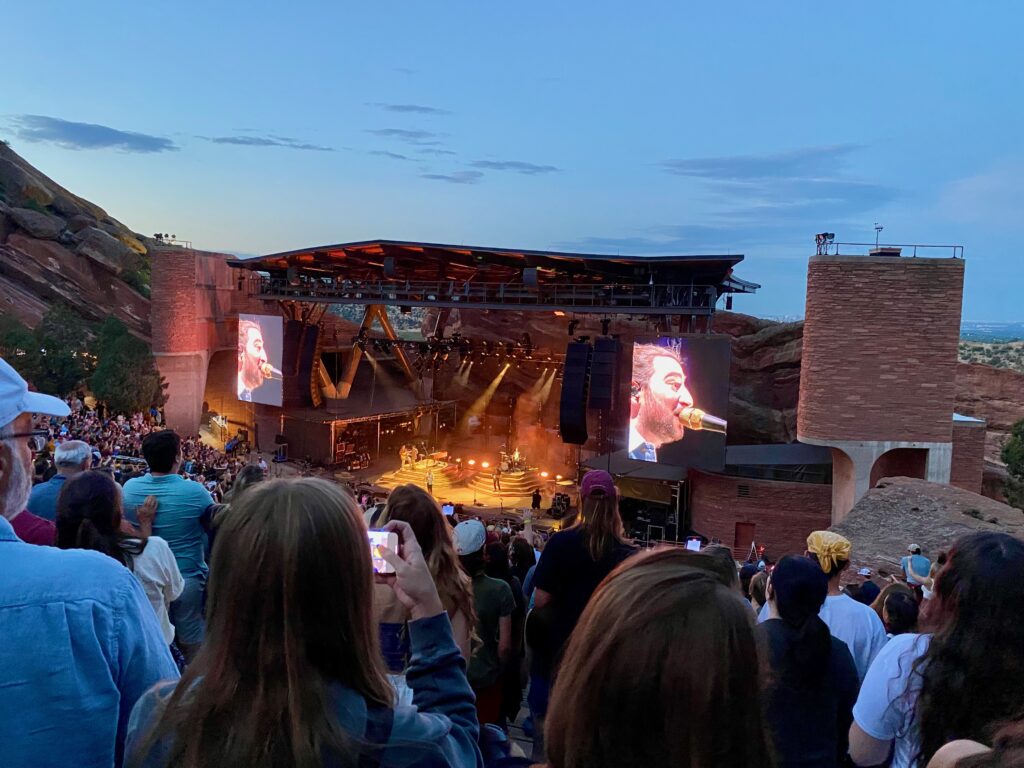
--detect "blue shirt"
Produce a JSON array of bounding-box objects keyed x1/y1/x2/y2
[
  {"x1": 123, "y1": 474, "x2": 215, "y2": 580},
  {"x1": 127, "y1": 613, "x2": 482, "y2": 768},
  {"x1": 0, "y1": 517, "x2": 180, "y2": 768},
  {"x1": 901, "y1": 554, "x2": 931, "y2": 585},
  {"x1": 26, "y1": 473, "x2": 68, "y2": 521}
]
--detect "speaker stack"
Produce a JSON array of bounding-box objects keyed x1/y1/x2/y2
[{"x1": 558, "y1": 341, "x2": 593, "y2": 444}]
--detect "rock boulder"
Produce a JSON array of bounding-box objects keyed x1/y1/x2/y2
[
  {"x1": 75, "y1": 226, "x2": 139, "y2": 275},
  {"x1": 7, "y1": 206, "x2": 65, "y2": 240}
]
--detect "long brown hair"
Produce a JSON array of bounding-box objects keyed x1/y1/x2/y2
[
  {"x1": 130, "y1": 478, "x2": 392, "y2": 768},
  {"x1": 913, "y1": 532, "x2": 1024, "y2": 766},
  {"x1": 381, "y1": 484, "x2": 476, "y2": 627},
  {"x1": 545, "y1": 548, "x2": 773, "y2": 768},
  {"x1": 570, "y1": 489, "x2": 628, "y2": 561}
]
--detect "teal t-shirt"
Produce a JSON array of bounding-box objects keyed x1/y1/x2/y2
[{"x1": 122, "y1": 474, "x2": 214, "y2": 580}]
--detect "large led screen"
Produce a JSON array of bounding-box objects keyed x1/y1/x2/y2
[
  {"x1": 237, "y1": 314, "x2": 283, "y2": 406},
  {"x1": 627, "y1": 336, "x2": 730, "y2": 470}
]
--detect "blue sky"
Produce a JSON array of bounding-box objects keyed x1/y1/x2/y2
[{"x1": 3, "y1": 2, "x2": 1022, "y2": 321}]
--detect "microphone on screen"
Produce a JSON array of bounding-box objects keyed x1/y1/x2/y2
[
  {"x1": 259, "y1": 363, "x2": 284, "y2": 380},
  {"x1": 677, "y1": 406, "x2": 727, "y2": 435}
]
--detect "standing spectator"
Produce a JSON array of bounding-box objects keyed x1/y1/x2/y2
[
  {"x1": 0, "y1": 357, "x2": 178, "y2": 767},
  {"x1": 122, "y1": 430, "x2": 215, "y2": 661},
  {"x1": 850, "y1": 532, "x2": 1024, "y2": 768},
  {"x1": 869, "y1": 581, "x2": 916, "y2": 625},
  {"x1": 902, "y1": 544, "x2": 931, "y2": 587},
  {"x1": 750, "y1": 570, "x2": 769, "y2": 614},
  {"x1": 55, "y1": 470, "x2": 185, "y2": 647},
  {"x1": 856, "y1": 567, "x2": 881, "y2": 605},
  {"x1": 455, "y1": 519, "x2": 514, "y2": 726},
  {"x1": 509, "y1": 535, "x2": 537, "y2": 589},
  {"x1": 801, "y1": 531, "x2": 887, "y2": 682},
  {"x1": 759, "y1": 555, "x2": 860, "y2": 768},
  {"x1": 485, "y1": 541, "x2": 527, "y2": 726},
  {"x1": 126, "y1": 479, "x2": 482, "y2": 768},
  {"x1": 27, "y1": 439, "x2": 92, "y2": 521},
  {"x1": 530, "y1": 470, "x2": 637, "y2": 758},
  {"x1": 881, "y1": 590, "x2": 919, "y2": 637},
  {"x1": 544, "y1": 548, "x2": 773, "y2": 768}
]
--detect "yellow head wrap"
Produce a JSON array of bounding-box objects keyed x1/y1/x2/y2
[{"x1": 806, "y1": 531, "x2": 852, "y2": 575}]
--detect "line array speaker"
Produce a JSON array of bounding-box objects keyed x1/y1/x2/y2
[{"x1": 559, "y1": 341, "x2": 592, "y2": 444}]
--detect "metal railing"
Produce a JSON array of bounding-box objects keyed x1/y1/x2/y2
[
  {"x1": 819, "y1": 242, "x2": 964, "y2": 259},
  {"x1": 249, "y1": 276, "x2": 722, "y2": 315}
]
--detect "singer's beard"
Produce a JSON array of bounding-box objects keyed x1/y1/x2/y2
[
  {"x1": 636, "y1": 390, "x2": 685, "y2": 447},
  {"x1": 240, "y1": 356, "x2": 265, "y2": 392}
]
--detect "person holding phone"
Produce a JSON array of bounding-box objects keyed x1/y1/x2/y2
[{"x1": 125, "y1": 478, "x2": 482, "y2": 768}]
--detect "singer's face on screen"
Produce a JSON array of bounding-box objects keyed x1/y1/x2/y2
[
  {"x1": 239, "y1": 325, "x2": 268, "y2": 392},
  {"x1": 635, "y1": 354, "x2": 694, "y2": 447}
]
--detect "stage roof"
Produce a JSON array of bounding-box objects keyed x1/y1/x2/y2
[{"x1": 230, "y1": 239, "x2": 760, "y2": 294}]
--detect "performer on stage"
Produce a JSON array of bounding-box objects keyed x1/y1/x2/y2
[{"x1": 628, "y1": 343, "x2": 694, "y2": 463}]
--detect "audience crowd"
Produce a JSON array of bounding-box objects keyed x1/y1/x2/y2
[{"x1": 2, "y1": 354, "x2": 1023, "y2": 768}]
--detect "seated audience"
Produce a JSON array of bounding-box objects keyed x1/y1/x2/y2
[
  {"x1": 759, "y1": 555, "x2": 860, "y2": 768},
  {"x1": 0, "y1": 357, "x2": 178, "y2": 767},
  {"x1": 55, "y1": 470, "x2": 184, "y2": 647},
  {"x1": 126, "y1": 478, "x2": 481, "y2": 768},
  {"x1": 850, "y1": 532, "x2": 1024, "y2": 768},
  {"x1": 544, "y1": 547, "x2": 773, "y2": 768}
]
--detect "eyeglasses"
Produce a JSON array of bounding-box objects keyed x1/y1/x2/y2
[{"x1": 4, "y1": 430, "x2": 50, "y2": 452}]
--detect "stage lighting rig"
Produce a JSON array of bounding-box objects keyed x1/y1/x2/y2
[{"x1": 814, "y1": 232, "x2": 835, "y2": 255}]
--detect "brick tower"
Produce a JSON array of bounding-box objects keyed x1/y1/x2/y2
[{"x1": 797, "y1": 250, "x2": 965, "y2": 522}]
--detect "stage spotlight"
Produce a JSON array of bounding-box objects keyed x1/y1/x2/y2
[
  {"x1": 555, "y1": 474, "x2": 563, "y2": 481},
  {"x1": 468, "y1": 459, "x2": 476, "y2": 466},
  {"x1": 553, "y1": 310, "x2": 566, "y2": 317},
  {"x1": 540, "y1": 471, "x2": 549, "y2": 478},
  {"x1": 481, "y1": 461, "x2": 490, "y2": 469}
]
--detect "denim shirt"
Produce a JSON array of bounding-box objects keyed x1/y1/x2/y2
[
  {"x1": 127, "y1": 613, "x2": 483, "y2": 768},
  {"x1": 0, "y1": 517, "x2": 180, "y2": 768}
]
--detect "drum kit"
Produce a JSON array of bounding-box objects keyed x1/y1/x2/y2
[{"x1": 498, "y1": 447, "x2": 527, "y2": 473}]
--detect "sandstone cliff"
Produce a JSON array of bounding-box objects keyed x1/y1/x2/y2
[
  {"x1": 830, "y1": 476, "x2": 1022, "y2": 579},
  {"x1": 0, "y1": 143, "x2": 153, "y2": 338}
]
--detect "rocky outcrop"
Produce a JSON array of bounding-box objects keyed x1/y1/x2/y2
[
  {"x1": 0, "y1": 143, "x2": 153, "y2": 339},
  {"x1": 831, "y1": 476, "x2": 1023, "y2": 579},
  {"x1": 955, "y1": 362, "x2": 1024, "y2": 432}
]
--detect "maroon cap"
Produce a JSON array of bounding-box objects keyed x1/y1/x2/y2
[{"x1": 580, "y1": 470, "x2": 616, "y2": 499}]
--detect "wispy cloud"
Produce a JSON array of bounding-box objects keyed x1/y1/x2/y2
[
  {"x1": 660, "y1": 144, "x2": 861, "y2": 180},
  {"x1": 421, "y1": 170, "x2": 483, "y2": 184},
  {"x1": 469, "y1": 160, "x2": 560, "y2": 175},
  {"x1": 9, "y1": 114, "x2": 178, "y2": 153},
  {"x1": 563, "y1": 145, "x2": 896, "y2": 255},
  {"x1": 200, "y1": 134, "x2": 333, "y2": 151},
  {"x1": 418, "y1": 148, "x2": 457, "y2": 157},
  {"x1": 369, "y1": 150, "x2": 412, "y2": 161},
  {"x1": 365, "y1": 127, "x2": 444, "y2": 146},
  {"x1": 370, "y1": 103, "x2": 452, "y2": 116}
]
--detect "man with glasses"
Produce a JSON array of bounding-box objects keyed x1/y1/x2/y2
[
  {"x1": 1, "y1": 416, "x2": 57, "y2": 545},
  {"x1": 0, "y1": 356, "x2": 178, "y2": 766}
]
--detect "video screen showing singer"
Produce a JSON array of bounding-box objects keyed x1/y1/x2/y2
[
  {"x1": 628, "y1": 342, "x2": 726, "y2": 463},
  {"x1": 236, "y1": 316, "x2": 283, "y2": 405}
]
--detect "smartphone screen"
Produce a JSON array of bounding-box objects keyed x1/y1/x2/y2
[
  {"x1": 441, "y1": 503, "x2": 455, "y2": 516},
  {"x1": 685, "y1": 537, "x2": 702, "y2": 552},
  {"x1": 369, "y1": 530, "x2": 399, "y2": 574}
]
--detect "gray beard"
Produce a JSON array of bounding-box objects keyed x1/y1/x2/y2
[{"x1": 2, "y1": 449, "x2": 31, "y2": 520}]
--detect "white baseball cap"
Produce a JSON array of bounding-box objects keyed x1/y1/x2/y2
[
  {"x1": 857, "y1": 567, "x2": 872, "y2": 577},
  {"x1": 0, "y1": 356, "x2": 70, "y2": 428},
  {"x1": 453, "y1": 519, "x2": 486, "y2": 555}
]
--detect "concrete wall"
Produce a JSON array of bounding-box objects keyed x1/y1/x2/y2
[
  {"x1": 799, "y1": 255, "x2": 965, "y2": 444},
  {"x1": 688, "y1": 469, "x2": 832, "y2": 557},
  {"x1": 950, "y1": 420, "x2": 986, "y2": 494}
]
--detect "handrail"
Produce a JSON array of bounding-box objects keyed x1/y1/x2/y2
[{"x1": 821, "y1": 242, "x2": 964, "y2": 259}]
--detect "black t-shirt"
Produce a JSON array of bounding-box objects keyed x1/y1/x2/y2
[
  {"x1": 759, "y1": 619, "x2": 860, "y2": 768},
  {"x1": 531, "y1": 527, "x2": 636, "y2": 665}
]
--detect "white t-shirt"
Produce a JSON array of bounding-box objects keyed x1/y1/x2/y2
[
  {"x1": 853, "y1": 633, "x2": 931, "y2": 768},
  {"x1": 128, "y1": 536, "x2": 185, "y2": 645},
  {"x1": 820, "y1": 594, "x2": 889, "y2": 682},
  {"x1": 758, "y1": 593, "x2": 888, "y2": 681}
]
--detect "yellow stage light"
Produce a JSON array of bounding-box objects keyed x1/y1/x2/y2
[
  {"x1": 555, "y1": 474, "x2": 563, "y2": 481},
  {"x1": 540, "y1": 471, "x2": 549, "y2": 478},
  {"x1": 468, "y1": 459, "x2": 476, "y2": 466},
  {"x1": 481, "y1": 461, "x2": 490, "y2": 469}
]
